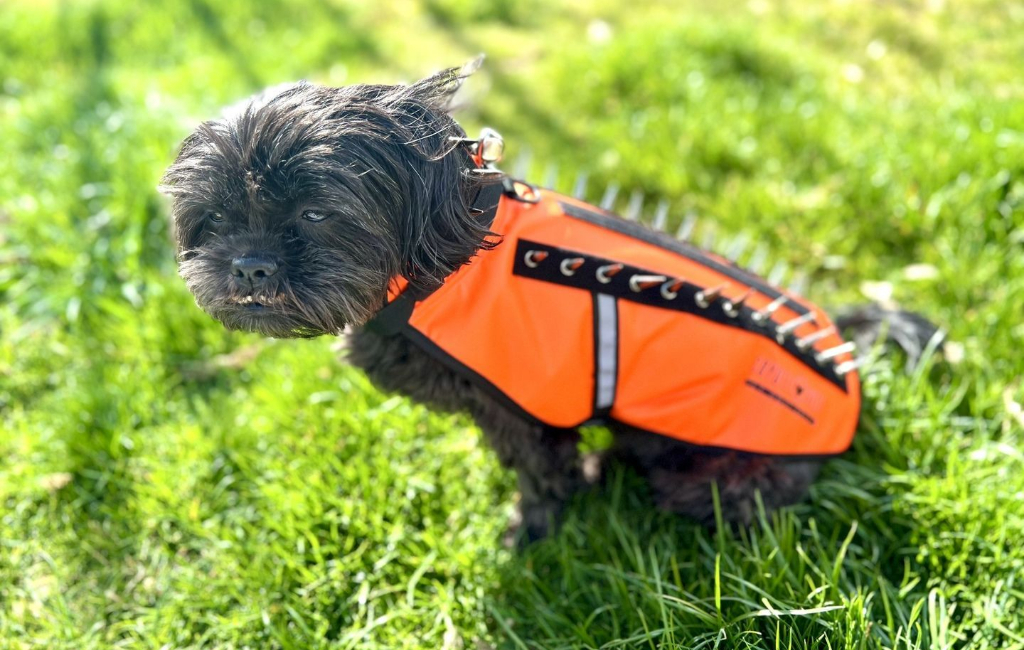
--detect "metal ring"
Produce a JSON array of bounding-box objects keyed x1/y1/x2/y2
[
  {"x1": 524, "y1": 250, "x2": 542, "y2": 268},
  {"x1": 661, "y1": 281, "x2": 680, "y2": 300},
  {"x1": 596, "y1": 264, "x2": 622, "y2": 284},
  {"x1": 507, "y1": 180, "x2": 542, "y2": 204},
  {"x1": 722, "y1": 289, "x2": 752, "y2": 318},
  {"x1": 694, "y1": 284, "x2": 726, "y2": 309},
  {"x1": 560, "y1": 258, "x2": 580, "y2": 276}
]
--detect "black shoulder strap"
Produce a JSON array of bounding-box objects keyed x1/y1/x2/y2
[
  {"x1": 364, "y1": 180, "x2": 504, "y2": 336},
  {"x1": 468, "y1": 180, "x2": 504, "y2": 226}
]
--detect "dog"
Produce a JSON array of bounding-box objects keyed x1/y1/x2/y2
[{"x1": 161, "y1": 62, "x2": 940, "y2": 542}]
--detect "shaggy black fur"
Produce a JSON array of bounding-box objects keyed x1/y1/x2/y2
[
  {"x1": 162, "y1": 64, "x2": 940, "y2": 543},
  {"x1": 162, "y1": 67, "x2": 494, "y2": 338}
]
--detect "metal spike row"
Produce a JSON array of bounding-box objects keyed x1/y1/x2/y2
[
  {"x1": 752, "y1": 295, "x2": 789, "y2": 323},
  {"x1": 795, "y1": 326, "x2": 836, "y2": 350},
  {"x1": 814, "y1": 341, "x2": 856, "y2": 364},
  {"x1": 629, "y1": 274, "x2": 668, "y2": 292},
  {"x1": 661, "y1": 278, "x2": 685, "y2": 300},
  {"x1": 722, "y1": 289, "x2": 753, "y2": 317},
  {"x1": 572, "y1": 173, "x2": 589, "y2": 200},
  {"x1": 652, "y1": 200, "x2": 670, "y2": 231},
  {"x1": 600, "y1": 183, "x2": 620, "y2": 211},
  {"x1": 676, "y1": 213, "x2": 698, "y2": 240},
  {"x1": 523, "y1": 250, "x2": 548, "y2": 268},
  {"x1": 560, "y1": 258, "x2": 585, "y2": 276},
  {"x1": 775, "y1": 312, "x2": 817, "y2": 342},
  {"x1": 695, "y1": 284, "x2": 727, "y2": 308},
  {"x1": 625, "y1": 190, "x2": 644, "y2": 221},
  {"x1": 596, "y1": 263, "x2": 624, "y2": 283},
  {"x1": 834, "y1": 358, "x2": 863, "y2": 376}
]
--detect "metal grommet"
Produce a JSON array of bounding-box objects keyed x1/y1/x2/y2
[
  {"x1": 629, "y1": 274, "x2": 668, "y2": 292},
  {"x1": 560, "y1": 257, "x2": 584, "y2": 276},
  {"x1": 508, "y1": 180, "x2": 542, "y2": 204},
  {"x1": 695, "y1": 284, "x2": 726, "y2": 309},
  {"x1": 661, "y1": 279, "x2": 684, "y2": 300},
  {"x1": 524, "y1": 250, "x2": 548, "y2": 268},
  {"x1": 722, "y1": 289, "x2": 753, "y2": 318},
  {"x1": 596, "y1": 264, "x2": 624, "y2": 284}
]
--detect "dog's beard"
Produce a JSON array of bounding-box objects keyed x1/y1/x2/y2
[{"x1": 178, "y1": 245, "x2": 390, "y2": 338}]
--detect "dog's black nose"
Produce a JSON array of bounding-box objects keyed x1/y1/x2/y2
[{"x1": 231, "y1": 255, "x2": 279, "y2": 284}]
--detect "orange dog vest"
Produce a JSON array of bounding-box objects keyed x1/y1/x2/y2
[{"x1": 369, "y1": 183, "x2": 861, "y2": 457}]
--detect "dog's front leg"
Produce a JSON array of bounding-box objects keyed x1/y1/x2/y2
[
  {"x1": 471, "y1": 400, "x2": 583, "y2": 545},
  {"x1": 348, "y1": 329, "x2": 583, "y2": 543}
]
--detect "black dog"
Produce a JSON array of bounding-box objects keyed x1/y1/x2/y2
[{"x1": 161, "y1": 63, "x2": 939, "y2": 542}]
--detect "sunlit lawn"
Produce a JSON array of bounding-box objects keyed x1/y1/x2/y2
[{"x1": 2, "y1": 1, "x2": 1023, "y2": 648}]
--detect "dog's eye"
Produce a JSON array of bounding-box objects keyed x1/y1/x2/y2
[
  {"x1": 302, "y1": 210, "x2": 329, "y2": 223},
  {"x1": 206, "y1": 211, "x2": 224, "y2": 223}
]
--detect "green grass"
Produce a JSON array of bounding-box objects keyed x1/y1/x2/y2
[{"x1": 2, "y1": 0, "x2": 1023, "y2": 647}]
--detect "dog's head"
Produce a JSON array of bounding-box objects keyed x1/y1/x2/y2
[{"x1": 160, "y1": 64, "x2": 493, "y2": 337}]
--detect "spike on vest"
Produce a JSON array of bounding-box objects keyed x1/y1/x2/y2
[{"x1": 368, "y1": 182, "x2": 861, "y2": 457}]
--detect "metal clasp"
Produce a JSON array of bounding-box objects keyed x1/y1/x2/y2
[{"x1": 451, "y1": 127, "x2": 505, "y2": 173}]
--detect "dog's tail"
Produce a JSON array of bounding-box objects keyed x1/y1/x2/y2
[{"x1": 834, "y1": 304, "x2": 945, "y2": 370}]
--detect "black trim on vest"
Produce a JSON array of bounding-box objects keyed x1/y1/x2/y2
[
  {"x1": 558, "y1": 201, "x2": 810, "y2": 318},
  {"x1": 512, "y1": 239, "x2": 847, "y2": 390},
  {"x1": 364, "y1": 291, "x2": 418, "y2": 336},
  {"x1": 399, "y1": 324, "x2": 547, "y2": 428}
]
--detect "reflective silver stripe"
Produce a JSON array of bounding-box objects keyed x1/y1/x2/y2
[{"x1": 594, "y1": 293, "x2": 618, "y2": 410}]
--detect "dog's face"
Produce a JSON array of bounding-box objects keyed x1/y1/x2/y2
[{"x1": 161, "y1": 67, "x2": 491, "y2": 337}]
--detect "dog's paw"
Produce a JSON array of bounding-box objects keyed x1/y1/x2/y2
[
  {"x1": 581, "y1": 451, "x2": 605, "y2": 485},
  {"x1": 501, "y1": 499, "x2": 560, "y2": 548}
]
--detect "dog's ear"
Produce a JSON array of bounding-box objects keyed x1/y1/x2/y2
[
  {"x1": 388, "y1": 58, "x2": 498, "y2": 295},
  {"x1": 409, "y1": 55, "x2": 483, "y2": 112}
]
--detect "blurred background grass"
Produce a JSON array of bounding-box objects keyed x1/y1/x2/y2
[{"x1": 1, "y1": 0, "x2": 1023, "y2": 648}]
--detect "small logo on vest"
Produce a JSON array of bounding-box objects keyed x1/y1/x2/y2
[{"x1": 745, "y1": 357, "x2": 824, "y2": 423}]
